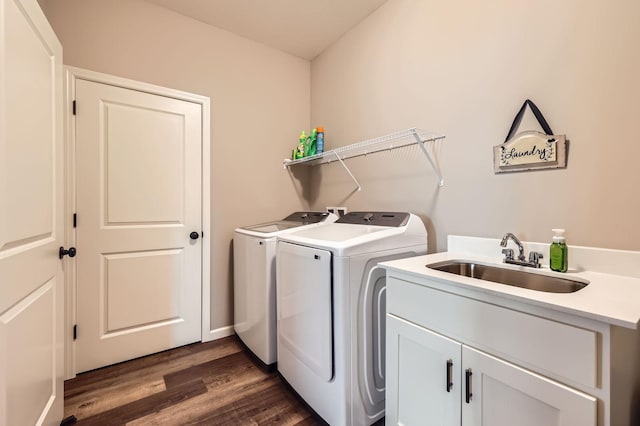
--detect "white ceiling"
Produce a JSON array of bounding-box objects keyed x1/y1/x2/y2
[{"x1": 144, "y1": 0, "x2": 389, "y2": 60}]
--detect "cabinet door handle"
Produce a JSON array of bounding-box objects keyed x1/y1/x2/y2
[
  {"x1": 446, "y1": 359, "x2": 453, "y2": 392},
  {"x1": 465, "y1": 368, "x2": 473, "y2": 403}
]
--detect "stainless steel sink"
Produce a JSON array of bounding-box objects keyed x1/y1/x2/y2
[{"x1": 426, "y1": 260, "x2": 589, "y2": 293}]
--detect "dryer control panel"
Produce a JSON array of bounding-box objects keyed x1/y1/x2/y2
[{"x1": 336, "y1": 212, "x2": 410, "y2": 227}]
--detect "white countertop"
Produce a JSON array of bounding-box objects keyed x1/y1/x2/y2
[{"x1": 380, "y1": 237, "x2": 640, "y2": 329}]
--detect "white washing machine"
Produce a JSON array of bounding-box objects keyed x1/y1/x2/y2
[
  {"x1": 233, "y1": 211, "x2": 338, "y2": 369},
  {"x1": 276, "y1": 212, "x2": 428, "y2": 425}
]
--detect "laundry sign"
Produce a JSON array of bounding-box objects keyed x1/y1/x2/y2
[{"x1": 494, "y1": 99, "x2": 567, "y2": 173}]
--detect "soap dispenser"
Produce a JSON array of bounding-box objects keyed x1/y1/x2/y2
[{"x1": 550, "y1": 229, "x2": 568, "y2": 272}]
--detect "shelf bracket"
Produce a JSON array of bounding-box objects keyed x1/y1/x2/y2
[
  {"x1": 412, "y1": 130, "x2": 444, "y2": 187},
  {"x1": 333, "y1": 150, "x2": 362, "y2": 192}
]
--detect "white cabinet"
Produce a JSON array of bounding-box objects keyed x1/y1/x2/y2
[
  {"x1": 387, "y1": 315, "x2": 461, "y2": 425},
  {"x1": 387, "y1": 315, "x2": 596, "y2": 426},
  {"x1": 461, "y1": 345, "x2": 595, "y2": 426},
  {"x1": 385, "y1": 275, "x2": 604, "y2": 426}
]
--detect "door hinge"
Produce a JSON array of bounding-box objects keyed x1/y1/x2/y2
[
  {"x1": 72, "y1": 100, "x2": 76, "y2": 115},
  {"x1": 73, "y1": 213, "x2": 77, "y2": 228},
  {"x1": 73, "y1": 324, "x2": 77, "y2": 340}
]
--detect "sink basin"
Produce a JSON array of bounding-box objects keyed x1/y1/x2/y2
[{"x1": 426, "y1": 260, "x2": 589, "y2": 293}]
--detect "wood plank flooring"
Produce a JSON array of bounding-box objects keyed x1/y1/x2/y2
[{"x1": 64, "y1": 336, "x2": 324, "y2": 425}]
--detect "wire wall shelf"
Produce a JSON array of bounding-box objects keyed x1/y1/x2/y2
[{"x1": 283, "y1": 127, "x2": 446, "y2": 190}]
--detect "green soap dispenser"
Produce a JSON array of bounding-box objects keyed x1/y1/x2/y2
[{"x1": 550, "y1": 229, "x2": 568, "y2": 272}]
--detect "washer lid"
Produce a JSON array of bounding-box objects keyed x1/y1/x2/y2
[
  {"x1": 236, "y1": 211, "x2": 336, "y2": 237},
  {"x1": 243, "y1": 221, "x2": 308, "y2": 233},
  {"x1": 284, "y1": 223, "x2": 392, "y2": 242},
  {"x1": 277, "y1": 212, "x2": 427, "y2": 256}
]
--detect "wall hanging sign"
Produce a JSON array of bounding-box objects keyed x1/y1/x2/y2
[{"x1": 494, "y1": 99, "x2": 567, "y2": 173}]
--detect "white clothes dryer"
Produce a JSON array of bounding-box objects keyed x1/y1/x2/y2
[
  {"x1": 233, "y1": 211, "x2": 338, "y2": 369},
  {"x1": 276, "y1": 212, "x2": 428, "y2": 425}
]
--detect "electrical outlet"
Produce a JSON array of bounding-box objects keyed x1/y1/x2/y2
[{"x1": 326, "y1": 207, "x2": 348, "y2": 217}]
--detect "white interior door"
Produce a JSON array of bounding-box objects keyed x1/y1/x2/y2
[
  {"x1": 0, "y1": 0, "x2": 64, "y2": 424},
  {"x1": 74, "y1": 78, "x2": 203, "y2": 373}
]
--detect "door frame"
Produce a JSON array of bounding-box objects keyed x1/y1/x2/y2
[{"x1": 63, "y1": 66, "x2": 211, "y2": 379}]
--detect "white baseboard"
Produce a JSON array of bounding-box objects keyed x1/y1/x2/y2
[{"x1": 204, "y1": 325, "x2": 235, "y2": 342}]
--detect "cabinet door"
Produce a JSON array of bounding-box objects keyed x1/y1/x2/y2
[
  {"x1": 461, "y1": 346, "x2": 596, "y2": 426},
  {"x1": 386, "y1": 315, "x2": 461, "y2": 426}
]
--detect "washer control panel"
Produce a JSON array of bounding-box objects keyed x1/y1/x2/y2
[
  {"x1": 336, "y1": 212, "x2": 410, "y2": 227},
  {"x1": 282, "y1": 211, "x2": 331, "y2": 224}
]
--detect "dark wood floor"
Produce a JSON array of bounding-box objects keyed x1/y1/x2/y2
[{"x1": 64, "y1": 336, "x2": 324, "y2": 425}]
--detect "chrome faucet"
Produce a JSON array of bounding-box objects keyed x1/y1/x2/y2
[
  {"x1": 500, "y1": 233, "x2": 526, "y2": 261},
  {"x1": 500, "y1": 233, "x2": 543, "y2": 268}
]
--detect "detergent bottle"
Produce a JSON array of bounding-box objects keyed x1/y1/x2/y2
[
  {"x1": 304, "y1": 128, "x2": 317, "y2": 157},
  {"x1": 316, "y1": 126, "x2": 324, "y2": 153},
  {"x1": 296, "y1": 131, "x2": 306, "y2": 159}
]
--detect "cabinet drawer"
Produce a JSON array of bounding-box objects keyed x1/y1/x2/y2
[{"x1": 387, "y1": 277, "x2": 599, "y2": 389}]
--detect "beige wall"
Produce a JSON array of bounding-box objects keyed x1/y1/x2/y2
[
  {"x1": 310, "y1": 0, "x2": 640, "y2": 252},
  {"x1": 42, "y1": 0, "x2": 640, "y2": 335},
  {"x1": 42, "y1": 0, "x2": 311, "y2": 332}
]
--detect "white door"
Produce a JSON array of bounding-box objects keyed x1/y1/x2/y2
[
  {"x1": 386, "y1": 315, "x2": 462, "y2": 426},
  {"x1": 462, "y1": 345, "x2": 597, "y2": 426},
  {"x1": 0, "y1": 0, "x2": 64, "y2": 424},
  {"x1": 74, "y1": 78, "x2": 203, "y2": 373}
]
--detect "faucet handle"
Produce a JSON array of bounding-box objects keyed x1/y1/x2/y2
[
  {"x1": 501, "y1": 248, "x2": 514, "y2": 260},
  {"x1": 529, "y1": 251, "x2": 544, "y2": 267}
]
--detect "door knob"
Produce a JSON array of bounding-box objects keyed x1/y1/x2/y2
[
  {"x1": 190, "y1": 232, "x2": 200, "y2": 240},
  {"x1": 59, "y1": 246, "x2": 77, "y2": 259}
]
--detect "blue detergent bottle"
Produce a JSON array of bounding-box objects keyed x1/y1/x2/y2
[{"x1": 316, "y1": 126, "x2": 324, "y2": 153}]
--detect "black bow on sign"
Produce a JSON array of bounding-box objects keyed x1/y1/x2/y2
[{"x1": 504, "y1": 99, "x2": 556, "y2": 143}]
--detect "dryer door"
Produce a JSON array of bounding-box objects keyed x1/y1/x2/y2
[{"x1": 277, "y1": 242, "x2": 333, "y2": 381}]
